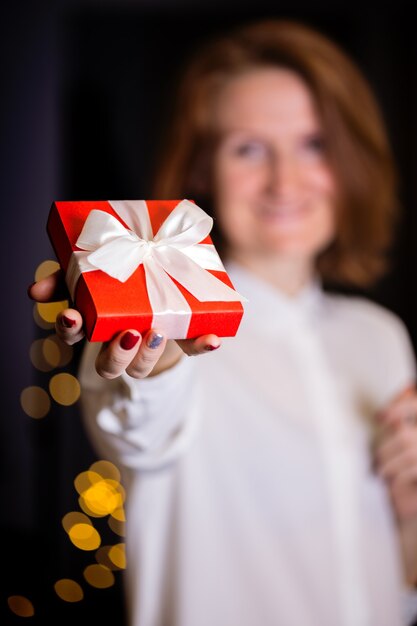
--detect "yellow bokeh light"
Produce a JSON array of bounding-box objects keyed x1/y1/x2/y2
[
  {"x1": 68, "y1": 523, "x2": 101, "y2": 551},
  {"x1": 90, "y1": 460, "x2": 121, "y2": 482},
  {"x1": 41, "y1": 337, "x2": 61, "y2": 368},
  {"x1": 54, "y1": 579, "x2": 84, "y2": 603},
  {"x1": 7, "y1": 595, "x2": 35, "y2": 617},
  {"x1": 20, "y1": 386, "x2": 51, "y2": 419},
  {"x1": 109, "y1": 543, "x2": 126, "y2": 569},
  {"x1": 95, "y1": 545, "x2": 115, "y2": 570},
  {"x1": 111, "y1": 507, "x2": 126, "y2": 522},
  {"x1": 79, "y1": 480, "x2": 123, "y2": 517},
  {"x1": 108, "y1": 515, "x2": 126, "y2": 537},
  {"x1": 62, "y1": 511, "x2": 92, "y2": 534},
  {"x1": 84, "y1": 564, "x2": 115, "y2": 589},
  {"x1": 30, "y1": 339, "x2": 56, "y2": 372},
  {"x1": 33, "y1": 304, "x2": 55, "y2": 330},
  {"x1": 37, "y1": 300, "x2": 69, "y2": 324},
  {"x1": 44, "y1": 334, "x2": 73, "y2": 367},
  {"x1": 49, "y1": 373, "x2": 81, "y2": 406},
  {"x1": 35, "y1": 259, "x2": 60, "y2": 281},
  {"x1": 74, "y1": 470, "x2": 102, "y2": 495}
]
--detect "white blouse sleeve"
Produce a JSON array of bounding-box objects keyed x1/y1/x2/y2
[{"x1": 78, "y1": 342, "x2": 199, "y2": 472}]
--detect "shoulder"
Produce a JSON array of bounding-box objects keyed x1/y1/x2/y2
[
  {"x1": 323, "y1": 292, "x2": 409, "y2": 340},
  {"x1": 322, "y1": 293, "x2": 416, "y2": 406},
  {"x1": 322, "y1": 292, "x2": 416, "y2": 367}
]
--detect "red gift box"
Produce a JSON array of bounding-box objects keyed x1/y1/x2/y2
[{"x1": 47, "y1": 199, "x2": 245, "y2": 341}]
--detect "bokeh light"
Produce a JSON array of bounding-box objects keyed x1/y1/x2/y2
[
  {"x1": 33, "y1": 304, "x2": 55, "y2": 330},
  {"x1": 62, "y1": 511, "x2": 92, "y2": 534},
  {"x1": 20, "y1": 386, "x2": 51, "y2": 419},
  {"x1": 30, "y1": 339, "x2": 57, "y2": 372},
  {"x1": 95, "y1": 545, "x2": 118, "y2": 570},
  {"x1": 111, "y1": 507, "x2": 126, "y2": 522},
  {"x1": 79, "y1": 479, "x2": 124, "y2": 517},
  {"x1": 68, "y1": 523, "x2": 101, "y2": 551},
  {"x1": 109, "y1": 543, "x2": 126, "y2": 569},
  {"x1": 90, "y1": 460, "x2": 121, "y2": 482},
  {"x1": 34, "y1": 259, "x2": 60, "y2": 281},
  {"x1": 108, "y1": 515, "x2": 126, "y2": 537},
  {"x1": 49, "y1": 373, "x2": 81, "y2": 406},
  {"x1": 54, "y1": 579, "x2": 84, "y2": 603},
  {"x1": 83, "y1": 564, "x2": 115, "y2": 589},
  {"x1": 7, "y1": 595, "x2": 35, "y2": 617},
  {"x1": 36, "y1": 301, "x2": 69, "y2": 324},
  {"x1": 44, "y1": 334, "x2": 73, "y2": 367},
  {"x1": 74, "y1": 470, "x2": 102, "y2": 495}
]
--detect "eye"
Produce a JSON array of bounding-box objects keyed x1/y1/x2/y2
[
  {"x1": 232, "y1": 140, "x2": 268, "y2": 160},
  {"x1": 301, "y1": 133, "x2": 326, "y2": 155}
]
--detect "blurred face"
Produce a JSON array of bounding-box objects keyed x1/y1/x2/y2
[{"x1": 212, "y1": 68, "x2": 337, "y2": 263}]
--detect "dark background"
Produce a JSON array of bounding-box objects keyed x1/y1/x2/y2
[{"x1": 1, "y1": 0, "x2": 416, "y2": 623}]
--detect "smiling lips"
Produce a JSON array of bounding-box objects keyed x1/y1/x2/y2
[{"x1": 255, "y1": 203, "x2": 309, "y2": 226}]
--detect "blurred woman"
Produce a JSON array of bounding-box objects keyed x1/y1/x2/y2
[{"x1": 30, "y1": 19, "x2": 417, "y2": 626}]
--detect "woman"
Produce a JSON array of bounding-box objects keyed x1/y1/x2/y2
[{"x1": 30, "y1": 19, "x2": 417, "y2": 626}]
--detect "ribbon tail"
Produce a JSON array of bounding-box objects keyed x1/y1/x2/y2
[
  {"x1": 153, "y1": 247, "x2": 247, "y2": 302},
  {"x1": 143, "y1": 256, "x2": 192, "y2": 338}
]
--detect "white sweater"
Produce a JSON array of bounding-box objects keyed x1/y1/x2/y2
[{"x1": 79, "y1": 262, "x2": 417, "y2": 626}]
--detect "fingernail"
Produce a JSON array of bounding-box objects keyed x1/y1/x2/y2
[
  {"x1": 147, "y1": 332, "x2": 164, "y2": 349},
  {"x1": 62, "y1": 315, "x2": 76, "y2": 328},
  {"x1": 205, "y1": 344, "x2": 220, "y2": 351},
  {"x1": 120, "y1": 332, "x2": 140, "y2": 350}
]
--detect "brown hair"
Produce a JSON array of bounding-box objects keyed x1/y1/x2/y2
[{"x1": 152, "y1": 19, "x2": 398, "y2": 287}]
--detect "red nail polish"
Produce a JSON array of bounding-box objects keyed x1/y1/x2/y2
[
  {"x1": 120, "y1": 332, "x2": 140, "y2": 350},
  {"x1": 62, "y1": 315, "x2": 76, "y2": 328},
  {"x1": 205, "y1": 344, "x2": 220, "y2": 351}
]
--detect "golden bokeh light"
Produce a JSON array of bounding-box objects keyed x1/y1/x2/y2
[
  {"x1": 108, "y1": 515, "x2": 126, "y2": 537},
  {"x1": 62, "y1": 511, "x2": 92, "y2": 534},
  {"x1": 33, "y1": 304, "x2": 55, "y2": 330},
  {"x1": 7, "y1": 595, "x2": 35, "y2": 617},
  {"x1": 95, "y1": 545, "x2": 116, "y2": 570},
  {"x1": 68, "y1": 523, "x2": 101, "y2": 551},
  {"x1": 20, "y1": 386, "x2": 51, "y2": 419},
  {"x1": 109, "y1": 543, "x2": 126, "y2": 569},
  {"x1": 41, "y1": 337, "x2": 61, "y2": 368},
  {"x1": 79, "y1": 479, "x2": 124, "y2": 518},
  {"x1": 83, "y1": 564, "x2": 115, "y2": 589},
  {"x1": 111, "y1": 507, "x2": 126, "y2": 522},
  {"x1": 54, "y1": 579, "x2": 84, "y2": 603},
  {"x1": 37, "y1": 301, "x2": 69, "y2": 324},
  {"x1": 30, "y1": 339, "x2": 56, "y2": 372},
  {"x1": 49, "y1": 373, "x2": 81, "y2": 406},
  {"x1": 74, "y1": 470, "x2": 102, "y2": 495},
  {"x1": 44, "y1": 334, "x2": 73, "y2": 367},
  {"x1": 35, "y1": 259, "x2": 61, "y2": 281},
  {"x1": 90, "y1": 460, "x2": 121, "y2": 482}
]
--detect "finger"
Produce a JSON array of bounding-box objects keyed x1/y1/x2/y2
[
  {"x1": 376, "y1": 425, "x2": 417, "y2": 464},
  {"x1": 56, "y1": 308, "x2": 85, "y2": 345},
  {"x1": 391, "y1": 464, "x2": 417, "y2": 489},
  {"x1": 376, "y1": 386, "x2": 417, "y2": 426},
  {"x1": 378, "y1": 448, "x2": 417, "y2": 481},
  {"x1": 96, "y1": 330, "x2": 141, "y2": 379},
  {"x1": 176, "y1": 334, "x2": 221, "y2": 356},
  {"x1": 126, "y1": 330, "x2": 167, "y2": 379},
  {"x1": 28, "y1": 269, "x2": 68, "y2": 302}
]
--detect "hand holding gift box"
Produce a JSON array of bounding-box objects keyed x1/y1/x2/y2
[{"x1": 47, "y1": 199, "x2": 246, "y2": 342}]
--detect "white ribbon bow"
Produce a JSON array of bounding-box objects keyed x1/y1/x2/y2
[{"x1": 65, "y1": 199, "x2": 246, "y2": 338}]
